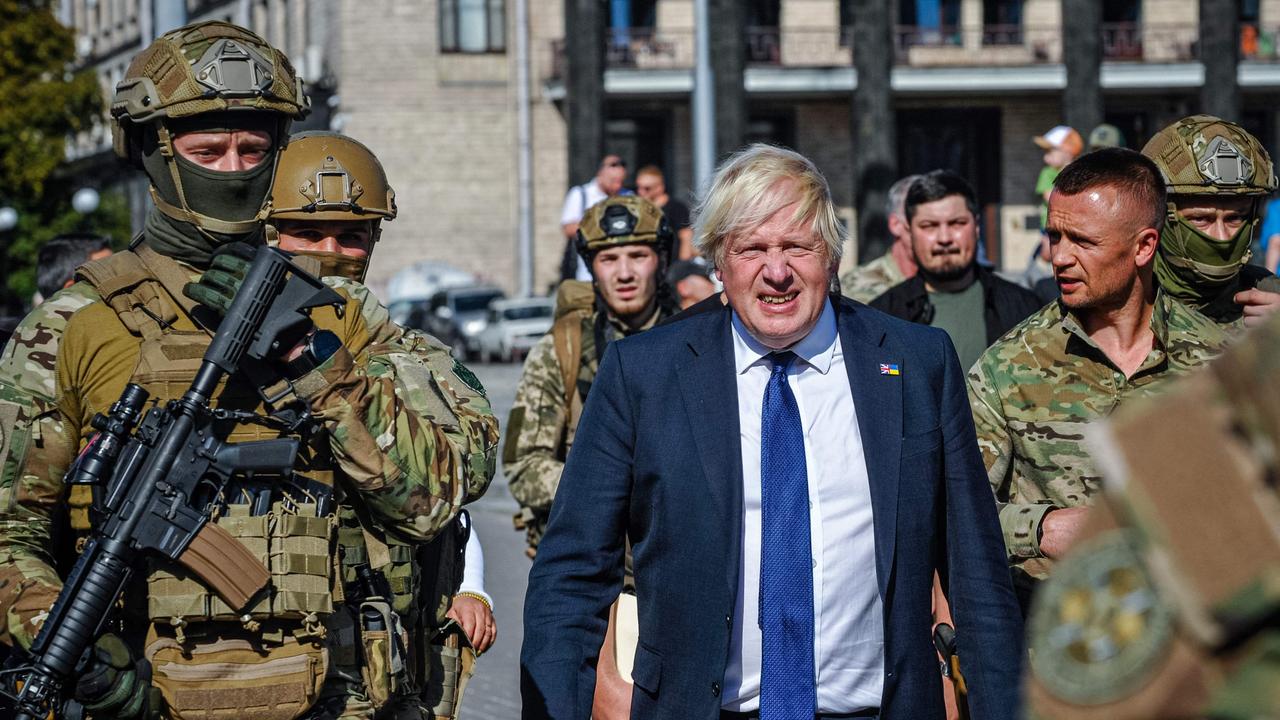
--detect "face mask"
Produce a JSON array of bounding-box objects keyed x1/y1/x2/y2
[
  {"x1": 139, "y1": 122, "x2": 280, "y2": 266},
  {"x1": 1154, "y1": 211, "x2": 1257, "y2": 304},
  {"x1": 291, "y1": 250, "x2": 370, "y2": 282}
]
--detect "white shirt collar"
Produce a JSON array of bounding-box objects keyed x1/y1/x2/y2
[{"x1": 730, "y1": 298, "x2": 838, "y2": 376}]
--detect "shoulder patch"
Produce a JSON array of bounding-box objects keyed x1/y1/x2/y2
[
  {"x1": 450, "y1": 359, "x2": 486, "y2": 397},
  {"x1": 1029, "y1": 528, "x2": 1175, "y2": 706}
]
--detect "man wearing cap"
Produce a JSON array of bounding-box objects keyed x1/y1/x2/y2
[
  {"x1": 0, "y1": 22, "x2": 494, "y2": 720},
  {"x1": 1087, "y1": 123, "x2": 1125, "y2": 152},
  {"x1": 1034, "y1": 125, "x2": 1084, "y2": 232},
  {"x1": 1142, "y1": 115, "x2": 1280, "y2": 330}
]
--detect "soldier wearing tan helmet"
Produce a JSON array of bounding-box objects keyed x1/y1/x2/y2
[
  {"x1": 267, "y1": 131, "x2": 496, "y2": 720},
  {"x1": 0, "y1": 23, "x2": 496, "y2": 720},
  {"x1": 506, "y1": 195, "x2": 679, "y2": 715},
  {"x1": 1141, "y1": 115, "x2": 1280, "y2": 329}
]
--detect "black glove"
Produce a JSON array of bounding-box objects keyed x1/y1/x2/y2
[
  {"x1": 73, "y1": 633, "x2": 150, "y2": 719},
  {"x1": 183, "y1": 242, "x2": 257, "y2": 317}
]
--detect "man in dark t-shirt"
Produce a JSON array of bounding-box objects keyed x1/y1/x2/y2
[
  {"x1": 637, "y1": 165, "x2": 694, "y2": 259},
  {"x1": 871, "y1": 170, "x2": 1041, "y2": 369}
]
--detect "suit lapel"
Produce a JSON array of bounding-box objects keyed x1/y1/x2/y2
[
  {"x1": 675, "y1": 307, "x2": 743, "y2": 598},
  {"x1": 837, "y1": 301, "x2": 902, "y2": 598}
]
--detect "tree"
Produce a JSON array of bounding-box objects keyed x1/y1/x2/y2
[
  {"x1": 710, "y1": 0, "x2": 746, "y2": 161},
  {"x1": 851, "y1": 0, "x2": 896, "y2": 261},
  {"x1": 0, "y1": 0, "x2": 107, "y2": 308}
]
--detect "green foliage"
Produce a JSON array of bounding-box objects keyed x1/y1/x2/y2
[
  {"x1": 0, "y1": 0, "x2": 110, "y2": 310},
  {"x1": 4, "y1": 189, "x2": 133, "y2": 305}
]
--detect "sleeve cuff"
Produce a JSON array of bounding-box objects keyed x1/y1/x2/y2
[
  {"x1": 291, "y1": 346, "x2": 355, "y2": 402},
  {"x1": 1000, "y1": 503, "x2": 1055, "y2": 559}
]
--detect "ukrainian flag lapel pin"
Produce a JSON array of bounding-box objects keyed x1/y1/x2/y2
[{"x1": 879, "y1": 363, "x2": 900, "y2": 376}]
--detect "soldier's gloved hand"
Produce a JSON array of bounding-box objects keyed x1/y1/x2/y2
[
  {"x1": 73, "y1": 633, "x2": 150, "y2": 719},
  {"x1": 183, "y1": 241, "x2": 257, "y2": 317}
]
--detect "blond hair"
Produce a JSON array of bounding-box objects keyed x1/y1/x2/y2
[{"x1": 692, "y1": 144, "x2": 845, "y2": 269}]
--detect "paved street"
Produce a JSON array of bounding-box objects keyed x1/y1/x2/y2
[{"x1": 459, "y1": 360, "x2": 532, "y2": 720}]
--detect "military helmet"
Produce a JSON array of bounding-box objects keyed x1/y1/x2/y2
[
  {"x1": 575, "y1": 196, "x2": 674, "y2": 261},
  {"x1": 1141, "y1": 115, "x2": 1277, "y2": 197},
  {"x1": 111, "y1": 20, "x2": 309, "y2": 162},
  {"x1": 270, "y1": 132, "x2": 397, "y2": 223}
]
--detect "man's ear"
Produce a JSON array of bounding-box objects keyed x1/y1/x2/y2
[{"x1": 1135, "y1": 227, "x2": 1160, "y2": 268}]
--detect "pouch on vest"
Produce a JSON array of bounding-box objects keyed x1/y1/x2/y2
[
  {"x1": 423, "y1": 621, "x2": 477, "y2": 720},
  {"x1": 358, "y1": 598, "x2": 410, "y2": 710},
  {"x1": 146, "y1": 500, "x2": 336, "y2": 627},
  {"x1": 145, "y1": 621, "x2": 329, "y2": 720}
]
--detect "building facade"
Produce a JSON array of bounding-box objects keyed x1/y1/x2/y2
[{"x1": 57, "y1": 0, "x2": 1280, "y2": 296}]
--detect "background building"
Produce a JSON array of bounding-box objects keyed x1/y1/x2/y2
[{"x1": 58, "y1": 0, "x2": 1280, "y2": 297}]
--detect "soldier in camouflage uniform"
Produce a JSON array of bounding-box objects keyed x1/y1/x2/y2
[
  {"x1": 967, "y1": 148, "x2": 1230, "y2": 615},
  {"x1": 837, "y1": 174, "x2": 920, "y2": 302},
  {"x1": 1025, "y1": 302, "x2": 1280, "y2": 720},
  {"x1": 505, "y1": 195, "x2": 678, "y2": 558},
  {"x1": 268, "y1": 130, "x2": 495, "y2": 719},
  {"x1": 0, "y1": 22, "x2": 496, "y2": 720},
  {"x1": 1141, "y1": 115, "x2": 1280, "y2": 331}
]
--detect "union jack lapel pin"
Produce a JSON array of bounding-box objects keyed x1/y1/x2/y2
[{"x1": 879, "y1": 363, "x2": 900, "y2": 376}]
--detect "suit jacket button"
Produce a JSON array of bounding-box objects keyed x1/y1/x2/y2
[
  {"x1": 725, "y1": 614, "x2": 732, "y2": 628},
  {"x1": 711, "y1": 681, "x2": 721, "y2": 697}
]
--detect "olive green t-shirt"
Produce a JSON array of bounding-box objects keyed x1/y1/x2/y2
[{"x1": 929, "y1": 280, "x2": 987, "y2": 370}]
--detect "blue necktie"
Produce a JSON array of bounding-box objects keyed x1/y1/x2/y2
[{"x1": 759, "y1": 351, "x2": 815, "y2": 719}]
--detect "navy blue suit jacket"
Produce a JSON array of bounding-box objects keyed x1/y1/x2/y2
[{"x1": 520, "y1": 295, "x2": 1023, "y2": 720}]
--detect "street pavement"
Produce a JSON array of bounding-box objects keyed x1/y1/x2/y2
[{"x1": 459, "y1": 360, "x2": 533, "y2": 720}]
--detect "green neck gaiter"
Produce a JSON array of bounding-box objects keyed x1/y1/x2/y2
[{"x1": 1154, "y1": 215, "x2": 1255, "y2": 308}]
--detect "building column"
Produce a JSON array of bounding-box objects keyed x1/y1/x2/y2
[
  {"x1": 1062, "y1": 0, "x2": 1102, "y2": 134},
  {"x1": 852, "y1": 0, "x2": 896, "y2": 262},
  {"x1": 1201, "y1": 0, "x2": 1241, "y2": 120},
  {"x1": 709, "y1": 0, "x2": 745, "y2": 161},
  {"x1": 565, "y1": 0, "x2": 606, "y2": 184},
  {"x1": 962, "y1": 0, "x2": 983, "y2": 51}
]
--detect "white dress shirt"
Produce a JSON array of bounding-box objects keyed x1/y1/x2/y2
[{"x1": 722, "y1": 299, "x2": 885, "y2": 713}]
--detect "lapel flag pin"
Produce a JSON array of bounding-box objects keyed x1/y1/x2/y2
[{"x1": 879, "y1": 363, "x2": 900, "y2": 376}]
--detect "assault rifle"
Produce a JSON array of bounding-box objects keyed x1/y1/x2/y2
[{"x1": 4, "y1": 246, "x2": 343, "y2": 720}]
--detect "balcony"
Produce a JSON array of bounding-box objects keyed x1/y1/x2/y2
[{"x1": 546, "y1": 22, "x2": 1235, "y2": 81}]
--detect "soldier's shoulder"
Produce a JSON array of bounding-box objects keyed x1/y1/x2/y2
[
  {"x1": 519, "y1": 330, "x2": 563, "y2": 379},
  {"x1": 974, "y1": 303, "x2": 1064, "y2": 375},
  {"x1": 0, "y1": 283, "x2": 103, "y2": 400}
]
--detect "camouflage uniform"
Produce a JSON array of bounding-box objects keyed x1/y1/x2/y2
[
  {"x1": 839, "y1": 252, "x2": 906, "y2": 303},
  {"x1": 505, "y1": 304, "x2": 664, "y2": 553},
  {"x1": 0, "y1": 259, "x2": 496, "y2": 651},
  {"x1": 1025, "y1": 306, "x2": 1280, "y2": 720},
  {"x1": 506, "y1": 195, "x2": 677, "y2": 556},
  {"x1": 966, "y1": 293, "x2": 1228, "y2": 600}
]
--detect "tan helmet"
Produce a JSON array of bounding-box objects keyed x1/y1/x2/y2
[
  {"x1": 1141, "y1": 115, "x2": 1277, "y2": 197},
  {"x1": 575, "y1": 195, "x2": 674, "y2": 261},
  {"x1": 111, "y1": 20, "x2": 308, "y2": 163},
  {"x1": 270, "y1": 132, "x2": 397, "y2": 223}
]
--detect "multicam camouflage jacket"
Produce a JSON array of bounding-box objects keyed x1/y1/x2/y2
[
  {"x1": 504, "y1": 305, "x2": 665, "y2": 554},
  {"x1": 839, "y1": 252, "x2": 907, "y2": 304},
  {"x1": 0, "y1": 248, "x2": 497, "y2": 650},
  {"x1": 966, "y1": 291, "x2": 1229, "y2": 582}
]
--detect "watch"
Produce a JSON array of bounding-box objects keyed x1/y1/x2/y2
[{"x1": 284, "y1": 329, "x2": 342, "y2": 379}]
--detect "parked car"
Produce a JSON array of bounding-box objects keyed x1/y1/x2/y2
[
  {"x1": 407, "y1": 285, "x2": 506, "y2": 358},
  {"x1": 385, "y1": 261, "x2": 477, "y2": 326},
  {"x1": 475, "y1": 297, "x2": 555, "y2": 362}
]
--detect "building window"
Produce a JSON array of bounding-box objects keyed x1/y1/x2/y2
[
  {"x1": 440, "y1": 0, "x2": 506, "y2": 54},
  {"x1": 983, "y1": 0, "x2": 1022, "y2": 45},
  {"x1": 900, "y1": 0, "x2": 963, "y2": 46}
]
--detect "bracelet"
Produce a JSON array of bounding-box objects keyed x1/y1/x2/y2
[{"x1": 455, "y1": 591, "x2": 493, "y2": 613}]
